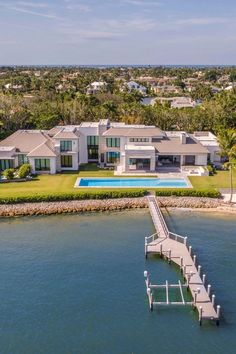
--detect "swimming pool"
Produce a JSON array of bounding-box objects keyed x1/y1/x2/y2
[{"x1": 75, "y1": 177, "x2": 190, "y2": 188}]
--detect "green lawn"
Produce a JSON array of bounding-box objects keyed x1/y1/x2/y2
[
  {"x1": 0, "y1": 166, "x2": 235, "y2": 199},
  {"x1": 0, "y1": 169, "x2": 115, "y2": 198},
  {"x1": 189, "y1": 170, "x2": 236, "y2": 190}
]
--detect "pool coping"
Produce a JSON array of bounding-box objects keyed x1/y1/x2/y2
[{"x1": 74, "y1": 176, "x2": 193, "y2": 189}]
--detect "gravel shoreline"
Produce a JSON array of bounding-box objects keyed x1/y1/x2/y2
[{"x1": 0, "y1": 196, "x2": 234, "y2": 217}]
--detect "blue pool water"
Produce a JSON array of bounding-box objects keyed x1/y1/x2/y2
[{"x1": 77, "y1": 177, "x2": 189, "y2": 188}]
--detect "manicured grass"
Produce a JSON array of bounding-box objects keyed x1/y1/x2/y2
[
  {"x1": 0, "y1": 166, "x2": 234, "y2": 200},
  {"x1": 189, "y1": 170, "x2": 236, "y2": 190},
  {"x1": 0, "y1": 171, "x2": 114, "y2": 198}
]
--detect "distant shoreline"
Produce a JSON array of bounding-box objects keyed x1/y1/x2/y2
[
  {"x1": 1, "y1": 64, "x2": 236, "y2": 68},
  {"x1": 0, "y1": 196, "x2": 235, "y2": 218}
]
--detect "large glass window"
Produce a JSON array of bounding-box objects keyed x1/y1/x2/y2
[
  {"x1": 61, "y1": 155, "x2": 72, "y2": 168},
  {"x1": 87, "y1": 136, "x2": 99, "y2": 160},
  {"x1": 106, "y1": 138, "x2": 120, "y2": 148},
  {"x1": 35, "y1": 159, "x2": 50, "y2": 171},
  {"x1": 60, "y1": 140, "x2": 72, "y2": 152},
  {"x1": 0, "y1": 159, "x2": 13, "y2": 171},
  {"x1": 106, "y1": 152, "x2": 120, "y2": 164},
  {"x1": 18, "y1": 154, "x2": 29, "y2": 166}
]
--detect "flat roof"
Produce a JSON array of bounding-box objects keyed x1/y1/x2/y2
[
  {"x1": 103, "y1": 127, "x2": 164, "y2": 137},
  {"x1": 154, "y1": 135, "x2": 208, "y2": 154},
  {"x1": 125, "y1": 145, "x2": 155, "y2": 151}
]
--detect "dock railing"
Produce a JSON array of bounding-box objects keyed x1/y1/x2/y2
[
  {"x1": 145, "y1": 232, "x2": 158, "y2": 257},
  {"x1": 169, "y1": 232, "x2": 188, "y2": 245},
  {"x1": 150, "y1": 197, "x2": 169, "y2": 238}
]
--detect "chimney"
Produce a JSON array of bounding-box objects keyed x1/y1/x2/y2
[{"x1": 180, "y1": 132, "x2": 186, "y2": 144}]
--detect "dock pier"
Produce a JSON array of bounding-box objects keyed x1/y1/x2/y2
[{"x1": 144, "y1": 195, "x2": 220, "y2": 325}]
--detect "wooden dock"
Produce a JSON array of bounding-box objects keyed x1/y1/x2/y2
[{"x1": 145, "y1": 195, "x2": 220, "y2": 325}]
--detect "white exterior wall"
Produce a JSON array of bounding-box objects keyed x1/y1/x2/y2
[
  {"x1": 79, "y1": 126, "x2": 99, "y2": 164},
  {"x1": 195, "y1": 154, "x2": 208, "y2": 166},
  {"x1": 206, "y1": 145, "x2": 221, "y2": 163}
]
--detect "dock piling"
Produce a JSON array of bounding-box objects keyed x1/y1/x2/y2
[
  {"x1": 207, "y1": 284, "x2": 211, "y2": 296},
  {"x1": 212, "y1": 294, "x2": 215, "y2": 307}
]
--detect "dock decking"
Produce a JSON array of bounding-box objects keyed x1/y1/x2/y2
[{"x1": 145, "y1": 195, "x2": 220, "y2": 325}]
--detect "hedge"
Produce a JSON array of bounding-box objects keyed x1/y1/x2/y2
[
  {"x1": 155, "y1": 189, "x2": 221, "y2": 198},
  {"x1": 0, "y1": 189, "x2": 147, "y2": 205}
]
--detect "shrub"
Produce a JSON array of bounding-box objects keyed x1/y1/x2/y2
[
  {"x1": 155, "y1": 189, "x2": 220, "y2": 198},
  {"x1": 207, "y1": 164, "x2": 216, "y2": 176},
  {"x1": 0, "y1": 189, "x2": 147, "y2": 204},
  {"x1": 18, "y1": 164, "x2": 32, "y2": 179},
  {"x1": 3, "y1": 168, "x2": 15, "y2": 180}
]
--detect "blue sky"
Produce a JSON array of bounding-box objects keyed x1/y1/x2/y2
[{"x1": 0, "y1": 0, "x2": 235, "y2": 65}]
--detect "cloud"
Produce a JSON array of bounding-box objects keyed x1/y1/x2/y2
[
  {"x1": 66, "y1": 4, "x2": 91, "y2": 12},
  {"x1": 123, "y1": 0, "x2": 161, "y2": 6},
  {"x1": 59, "y1": 16, "x2": 157, "y2": 44},
  {"x1": 2, "y1": 2, "x2": 59, "y2": 19},
  {"x1": 16, "y1": 1, "x2": 49, "y2": 8},
  {"x1": 7, "y1": 6, "x2": 57, "y2": 18},
  {"x1": 175, "y1": 17, "x2": 229, "y2": 26}
]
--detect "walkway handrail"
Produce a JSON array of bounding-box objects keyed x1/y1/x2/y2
[
  {"x1": 151, "y1": 199, "x2": 169, "y2": 237},
  {"x1": 169, "y1": 232, "x2": 187, "y2": 245},
  {"x1": 145, "y1": 232, "x2": 158, "y2": 244}
]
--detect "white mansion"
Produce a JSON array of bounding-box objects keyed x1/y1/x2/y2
[{"x1": 0, "y1": 120, "x2": 220, "y2": 175}]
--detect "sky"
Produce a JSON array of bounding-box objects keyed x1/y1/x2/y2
[{"x1": 0, "y1": 0, "x2": 235, "y2": 65}]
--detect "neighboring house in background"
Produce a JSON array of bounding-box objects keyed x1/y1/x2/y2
[
  {"x1": 151, "y1": 85, "x2": 181, "y2": 95},
  {"x1": 0, "y1": 120, "x2": 220, "y2": 174},
  {"x1": 171, "y1": 97, "x2": 199, "y2": 109},
  {"x1": 123, "y1": 81, "x2": 147, "y2": 95},
  {"x1": 224, "y1": 83, "x2": 236, "y2": 91},
  {"x1": 86, "y1": 81, "x2": 107, "y2": 94},
  {"x1": 4, "y1": 83, "x2": 23, "y2": 90}
]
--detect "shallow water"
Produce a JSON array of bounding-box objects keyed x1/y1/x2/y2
[{"x1": 0, "y1": 210, "x2": 236, "y2": 354}]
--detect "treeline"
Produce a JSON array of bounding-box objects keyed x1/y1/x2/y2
[
  {"x1": 0, "y1": 89, "x2": 236, "y2": 138},
  {"x1": 0, "y1": 66, "x2": 236, "y2": 138}
]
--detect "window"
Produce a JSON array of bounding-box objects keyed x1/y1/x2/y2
[
  {"x1": 106, "y1": 152, "x2": 120, "y2": 164},
  {"x1": 0, "y1": 159, "x2": 13, "y2": 171},
  {"x1": 129, "y1": 138, "x2": 149, "y2": 142},
  {"x1": 106, "y1": 138, "x2": 120, "y2": 148},
  {"x1": 35, "y1": 159, "x2": 50, "y2": 171},
  {"x1": 87, "y1": 136, "x2": 99, "y2": 160},
  {"x1": 18, "y1": 154, "x2": 29, "y2": 166},
  {"x1": 61, "y1": 155, "x2": 72, "y2": 168},
  {"x1": 60, "y1": 140, "x2": 72, "y2": 152},
  {"x1": 87, "y1": 136, "x2": 99, "y2": 146}
]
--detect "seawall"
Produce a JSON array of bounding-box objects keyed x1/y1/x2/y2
[{"x1": 0, "y1": 196, "x2": 232, "y2": 217}]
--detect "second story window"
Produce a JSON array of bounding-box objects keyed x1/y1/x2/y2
[
  {"x1": 87, "y1": 136, "x2": 99, "y2": 160},
  {"x1": 106, "y1": 138, "x2": 120, "y2": 148},
  {"x1": 129, "y1": 138, "x2": 149, "y2": 143},
  {"x1": 60, "y1": 140, "x2": 72, "y2": 152}
]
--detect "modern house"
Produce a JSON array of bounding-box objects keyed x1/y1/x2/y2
[
  {"x1": 86, "y1": 81, "x2": 107, "y2": 95},
  {"x1": 123, "y1": 81, "x2": 147, "y2": 95},
  {"x1": 0, "y1": 120, "x2": 220, "y2": 175}
]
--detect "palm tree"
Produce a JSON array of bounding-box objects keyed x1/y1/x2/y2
[{"x1": 217, "y1": 130, "x2": 236, "y2": 203}]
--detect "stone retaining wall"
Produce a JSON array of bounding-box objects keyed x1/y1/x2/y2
[{"x1": 0, "y1": 196, "x2": 225, "y2": 217}]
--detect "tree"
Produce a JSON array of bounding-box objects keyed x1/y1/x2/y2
[{"x1": 217, "y1": 130, "x2": 236, "y2": 203}]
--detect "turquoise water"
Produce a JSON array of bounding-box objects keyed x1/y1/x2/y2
[
  {"x1": 78, "y1": 177, "x2": 189, "y2": 188},
  {"x1": 0, "y1": 210, "x2": 236, "y2": 353}
]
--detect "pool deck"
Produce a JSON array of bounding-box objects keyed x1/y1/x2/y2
[{"x1": 145, "y1": 195, "x2": 220, "y2": 324}]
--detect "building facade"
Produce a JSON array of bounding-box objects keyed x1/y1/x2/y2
[{"x1": 0, "y1": 120, "x2": 220, "y2": 174}]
